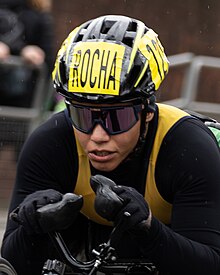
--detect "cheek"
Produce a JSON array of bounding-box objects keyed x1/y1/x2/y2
[{"x1": 116, "y1": 122, "x2": 140, "y2": 154}]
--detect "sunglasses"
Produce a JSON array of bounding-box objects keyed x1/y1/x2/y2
[{"x1": 66, "y1": 101, "x2": 143, "y2": 135}]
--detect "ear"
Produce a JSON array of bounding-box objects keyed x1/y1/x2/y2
[{"x1": 146, "y1": 112, "x2": 154, "y2": 122}]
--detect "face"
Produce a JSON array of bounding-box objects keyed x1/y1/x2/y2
[
  {"x1": 69, "y1": 100, "x2": 154, "y2": 171},
  {"x1": 74, "y1": 121, "x2": 141, "y2": 172},
  {"x1": 68, "y1": 100, "x2": 144, "y2": 172}
]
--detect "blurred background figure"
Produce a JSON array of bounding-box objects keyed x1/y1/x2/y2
[
  {"x1": 0, "y1": 0, "x2": 55, "y2": 107},
  {"x1": 0, "y1": 0, "x2": 55, "y2": 211}
]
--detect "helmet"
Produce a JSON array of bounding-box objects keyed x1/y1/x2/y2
[{"x1": 53, "y1": 15, "x2": 169, "y2": 104}]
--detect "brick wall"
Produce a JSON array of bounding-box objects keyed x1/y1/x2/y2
[
  {"x1": 51, "y1": 0, "x2": 220, "y2": 103},
  {"x1": 51, "y1": 0, "x2": 220, "y2": 57}
]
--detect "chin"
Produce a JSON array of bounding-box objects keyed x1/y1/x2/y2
[{"x1": 91, "y1": 161, "x2": 119, "y2": 172}]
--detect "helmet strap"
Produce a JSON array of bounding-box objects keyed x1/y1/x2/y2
[
  {"x1": 130, "y1": 96, "x2": 156, "y2": 158},
  {"x1": 126, "y1": 105, "x2": 150, "y2": 161},
  {"x1": 120, "y1": 95, "x2": 156, "y2": 162}
]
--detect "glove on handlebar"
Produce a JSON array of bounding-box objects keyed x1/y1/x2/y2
[
  {"x1": 111, "y1": 185, "x2": 151, "y2": 231},
  {"x1": 90, "y1": 175, "x2": 124, "y2": 221},
  {"x1": 10, "y1": 189, "x2": 62, "y2": 234},
  {"x1": 37, "y1": 192, "x2": 83, "y2": 233},
  {"x1": 10, "y1": 189, "x2": 83, "y2": 235},
  {"x1": 91, "y1": 175, "x2": 151, "y2": 231}
]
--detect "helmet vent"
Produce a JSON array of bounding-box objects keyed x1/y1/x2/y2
[
  {"x1": 75, "y1": 23, "x2": 90, "y2": 42},
  {"x1": 104, "y1": 20, "x2": 138, "y2": 47},
  {"x1": 127, "y1": 21, "x2": 138, "y2": 32},
  {"x1": 100, "y1": 20, "x2": 114, "y2": 34},
  {"x1": 75, "y1": 33, "x2": 83, "y2": 42},
  {"x1": 122, "y1": 32, "x2": 136, "y2": 47},
  {"x1": 122, "y1": 22, "x2": 138, "y2": 47}
]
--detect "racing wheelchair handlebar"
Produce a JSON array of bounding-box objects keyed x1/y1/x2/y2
[
  {"x1": 4, "y1": 175, "x2": 157, "y2": 274},
  {"x1": 37, "y1": 176, "x2": 158, "y2": 275},
  {"x1": 42, "y1": 231, "x2": 157, "y2": 275}
]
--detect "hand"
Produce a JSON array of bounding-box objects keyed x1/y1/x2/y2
[
  {"x1": 10, "y1": 189, "x2": 83, "y2": 234},
  {"x1": 91, "y1": 175, "x2": 152, "y2": 231},
  {"x1": 20, "y1": 45, "x2": 45, "y2": 66},
  {"x1": 110, "y1": 185, "x2": 152, "y2": 231},
  {"x1": 90, "y1": 175, "x2": 124, "y2": 221},
  {"x1": 0, "y1": 42, "x2": 10, "y2": 60}
]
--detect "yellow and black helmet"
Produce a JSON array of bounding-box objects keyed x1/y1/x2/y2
[{"x1": 53, "y1": 15, "x2": 169, "y2": 104}]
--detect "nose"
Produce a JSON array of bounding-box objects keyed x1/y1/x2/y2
[{"x1": 90, "y1": 123, "x2": 110, "y2": 143}]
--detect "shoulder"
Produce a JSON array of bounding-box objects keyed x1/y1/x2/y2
[
  {"x1": 17, "y1": 111, "x2": 78, "y2": 192},
  {"x1": 28, "y1": 111, "x2": 72, "y2": 140},
  {"x1": 166, "y1": 115, "x2": 218, "y2": 147},
  {"x1": 155, "y1": 111, "x2": 220, "y2": 201},
  {"x1": 156, "y1": 104, "x2": 216, "y2": 143},
  {"x1": 20, "y1": 111, "x2": 76, "y2": 162}
]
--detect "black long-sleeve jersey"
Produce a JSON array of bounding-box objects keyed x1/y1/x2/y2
[{"x1": 1, "y1": 107, "x2": 220, "y2": 275}]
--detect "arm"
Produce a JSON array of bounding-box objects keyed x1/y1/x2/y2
[
  {"x1": 146, "y1": 118, "x2": 220, "y2": 274},
  {"x1": 93, "y1": 119, "x2": 220, "y2": 274},
  {"x1": 20, "y1": 12, "x2": 54, "y2": 70},
  {"x1": 37, "y1": 12, "x2": 55, "y2": 73},
  {"x1": 19, "y1": 9, "x2": 55, "y2": 72}
]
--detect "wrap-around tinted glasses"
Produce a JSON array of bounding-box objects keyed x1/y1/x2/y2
[{"x1": 66, "y1": 101, "x2": 143, "y2": 135}]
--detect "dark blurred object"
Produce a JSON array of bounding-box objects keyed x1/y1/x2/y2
[
  {"x1": 0, "y1": 8, "x2": 24, "y2": 53},
  {"x1": 0, "y1": 0, "x2": 55, "y2": 108}
]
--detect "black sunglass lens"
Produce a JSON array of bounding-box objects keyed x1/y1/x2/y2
[{"x1": 68, "y1": 104, "x2": 140, "y2": 134}]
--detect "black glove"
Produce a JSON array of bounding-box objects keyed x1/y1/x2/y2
[
  {"x1": 111, "y1": 185, "x2": 151, "y2": 231},
  {"x1": 90, "y1": 174, "x2": 124, "y2": 220},
  {"x1": 91, "y1": 175, "x2": 151, "y2": 231},
  {"x1": 10, "y1": 189, "x2": 83, "y2": 235}
]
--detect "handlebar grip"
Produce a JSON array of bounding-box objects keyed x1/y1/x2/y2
[
  {"x1": 37, "y1": 193, "x2": 83, "y2": 232},
  {"x1": 37, "y1": 193, "x2": 81, "y2": 215},
  {"x1": 90, "y1": 175, "x2": 124, "y2": 221}
]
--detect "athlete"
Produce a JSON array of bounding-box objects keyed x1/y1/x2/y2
[{"x1": 1, "y1": 15, "x2": 220, "y2": 275}]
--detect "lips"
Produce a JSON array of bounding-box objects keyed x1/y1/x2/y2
[
  {"x1": 88, "y1": 150, "x2": 115, "y2": 162},
  {"x1": 94, "y1": 151, "x2": 110, "y2": 156}
]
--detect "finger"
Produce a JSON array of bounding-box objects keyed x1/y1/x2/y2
[
  {"x1": 45, "y1": 189, "x2": 63, "y2": 203},
  {"x1": 111, "y1": 185, "x2": 128, "y2": 195},
  {"x1": 36, "y1": 191, "x2": 62, "y2": 208}
]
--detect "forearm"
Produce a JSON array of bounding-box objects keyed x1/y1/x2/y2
[
  {"x1": 133, "y1": 217, "x2": 220, "y2": 275},
  {"x1": 1, "y1": 226, "x2": 50, "y2": 275}
]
